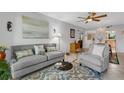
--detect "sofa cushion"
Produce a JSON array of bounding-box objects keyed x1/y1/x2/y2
[
  {"x1": 12, "y1": 55, "x2": 47, "y2": 71},
  {"x1": 79, "y1": 54, "x2": 102, "y2": 67},
  {"x1": 46, "y1": 46, "x2": 57, "y2": 52},
  {"x1": 15, "y1": 49, "x2": 34, "y2": 60},
  {"x1": 46, "y1": 51, "x2": 64, "y2": 60}
]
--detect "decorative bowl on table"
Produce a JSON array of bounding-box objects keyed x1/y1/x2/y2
[
  {"x1": 55, "y1": 62, "x2": 62, "y2": 69},
  {"x1": 55, "y1": 61, "x2": 73, "y2": 71}
]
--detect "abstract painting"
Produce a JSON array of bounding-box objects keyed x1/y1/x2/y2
[{"x1": 22, "y1": 16, "x2": 49, "y2": 39}]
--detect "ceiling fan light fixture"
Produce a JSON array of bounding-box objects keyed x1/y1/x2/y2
[
  {"x1": 84, "y1": 19, "x2": 92, "y2": 23},
  {"x1": 77, "y1": 12, "x2": 107, "y2": 24},
  {"x1": 87, "y1": 19, "x2": 92, "y2": 22}
]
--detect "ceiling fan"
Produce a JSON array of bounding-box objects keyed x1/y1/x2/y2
[{"x1": 77, "y1": 12, "x2": 107, "y2": 23}]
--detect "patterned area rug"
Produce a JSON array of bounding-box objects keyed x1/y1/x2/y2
[{"x1": 21, "y1": 62, "x2": 103, "y2": 80}]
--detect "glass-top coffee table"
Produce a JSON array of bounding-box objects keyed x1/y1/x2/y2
[{"x1": 55, "y1": 61, "x2": 73, "y2": 71}]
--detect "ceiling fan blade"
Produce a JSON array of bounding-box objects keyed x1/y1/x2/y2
[
  {"x1": 93, "y1": 18, "x2": 100, "y2": 21},
  {"x1": 94, "y1": 14, "x2": 107, "y2": 18},
  {"x1": 84, "y1": 20, "x2": 88, "y2": 23},
  {"x1": 76, "y1": 20, "x2": 83, "y2": 22},
  {"x1": 76, "y1": 20, "x2": 88, "y2": 24},
  {"x1": 77, "y1": 17, "x2": 86, "y2": 19},
  {"x1": 85, "y1": 21, "x2": 88, "y2": 24},
  {"x1": 76, "y1": 20, "x2": 85, "y2": 23}
]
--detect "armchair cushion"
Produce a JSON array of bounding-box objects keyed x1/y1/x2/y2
[
  {"x1": 92, "y1": 44, "x2": 105, "y2": 57},
  {"x1": 79, "y1": 54, "x2": 102, "y2": 67}
]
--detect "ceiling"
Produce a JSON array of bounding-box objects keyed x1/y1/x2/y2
[{"x1": 41, "y1": 12, "x2": 124, "y2": 30}]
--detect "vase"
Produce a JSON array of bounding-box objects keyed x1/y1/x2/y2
[{"x1": 0, "y1": 51, "x2": 6, "y2": 61}]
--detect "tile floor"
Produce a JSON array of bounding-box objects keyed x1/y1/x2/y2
[{"x1": 65, "y1": 53, "x2": 124, "y2": 80}]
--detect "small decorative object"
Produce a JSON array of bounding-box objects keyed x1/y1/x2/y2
[
  {"x1": 70, "y1": 28, "x2": 75, "y2": 38},
  {"x1": 7, "y1": 21, "x2": 13, "y2": 32},
  {"x1": 0, "y1": 44, "x2": 7, "y2": 61},
  {"x1": 108, "y1": 31, "x2": 116, "y2": 39},
  {"x1": 0, "y1": 52, "x2": 6, "y2": 61},
  {"x1": 66, "y1": 52, "x2": 70, "y2": 55},
  {"x1": 53, "y1": 28, "x2": 56, "y2": 33},
  {"x1": 55, "y1": 62, "x2": 62, "y2": 69},
  {"x1": 58, "y1": 62, "x2": 73, "y2": 71}
]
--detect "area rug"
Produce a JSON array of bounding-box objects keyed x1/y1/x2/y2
[{"x1": 21, "y1": 62, "x2": 103, "y2": 80}]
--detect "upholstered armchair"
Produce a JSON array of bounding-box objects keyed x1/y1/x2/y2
[{"x1": 78, "y1": 43, "x2": 109, "y2": 73}]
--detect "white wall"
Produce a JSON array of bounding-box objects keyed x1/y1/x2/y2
[
  {"x1": 83, "y1": 30, "x2": 96, "y2": 48},
  {"x1": 0, "y1": 13, "x2": 16, "y2": 46},
  {"x1": 0, "y1": 13, "x2": 17, "y2": 61},
  {"x1": 0, "y1": 12, "x2": 84, "y2": 61}
]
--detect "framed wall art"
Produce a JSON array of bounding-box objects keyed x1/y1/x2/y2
[
  {"x1": 87, "y1": 33, "x2": 93, "y2": 40},
  {"x1": 70, "y1": 28, "x2": 75, "y2": 38},
  {"x1": 22, "y1": 16, "x2": 49, "y2": 39}
]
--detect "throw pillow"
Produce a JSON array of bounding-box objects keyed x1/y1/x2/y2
[
  {"x1": 46, "y1": 46, "x2": 57, "y2": 52},
  {"x1": 15, "y1": 49, "x2": 34, "y2": 60},
  {"x1": 92, "y1": 44, "x2": 105, "y2": 57},
  {"x1": 34, "y1": 45, "x2": 45, "y2": 55}
]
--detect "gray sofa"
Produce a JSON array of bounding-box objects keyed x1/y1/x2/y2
[{"x1": 10, "y1": 44, "x2": 64, "y2": 79}]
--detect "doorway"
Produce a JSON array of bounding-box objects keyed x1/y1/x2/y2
[{"x1": 105, "y1": 31, "x2": 119, "y2": 64}]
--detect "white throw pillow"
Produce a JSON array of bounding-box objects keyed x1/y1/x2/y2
[
  {"x1": 34, "y1": 45, "x2": 45, "y2": 55},
  {"x1": 92, "y1": 44, "x2": 105, "y2": 57}
]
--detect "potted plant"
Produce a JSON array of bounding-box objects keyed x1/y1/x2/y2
[
  {"x1": 0, "y1": 60, "x2": 10, "y2": 80},
  {"x1": 0, "y1": 44, "x2": 7, "y2": 61}
]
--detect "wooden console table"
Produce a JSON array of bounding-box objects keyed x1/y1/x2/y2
[{"x1": 70, "y1": 42, "x2": 80, "y2": 53}]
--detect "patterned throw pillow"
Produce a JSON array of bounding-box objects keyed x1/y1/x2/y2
[
  {"x1": 34, "y1": 45, "x2": 45, "y2": 55},
  {"x1": 15, "y1": 49, "x2": 34, "y2": 60},
  {"x1": 46, "y1": 46, "x2": 57, "y2": 52}
]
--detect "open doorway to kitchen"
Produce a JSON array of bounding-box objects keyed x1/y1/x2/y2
[{"x1": 105, "y1": 31, "x2": 119, "y2": 64}]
